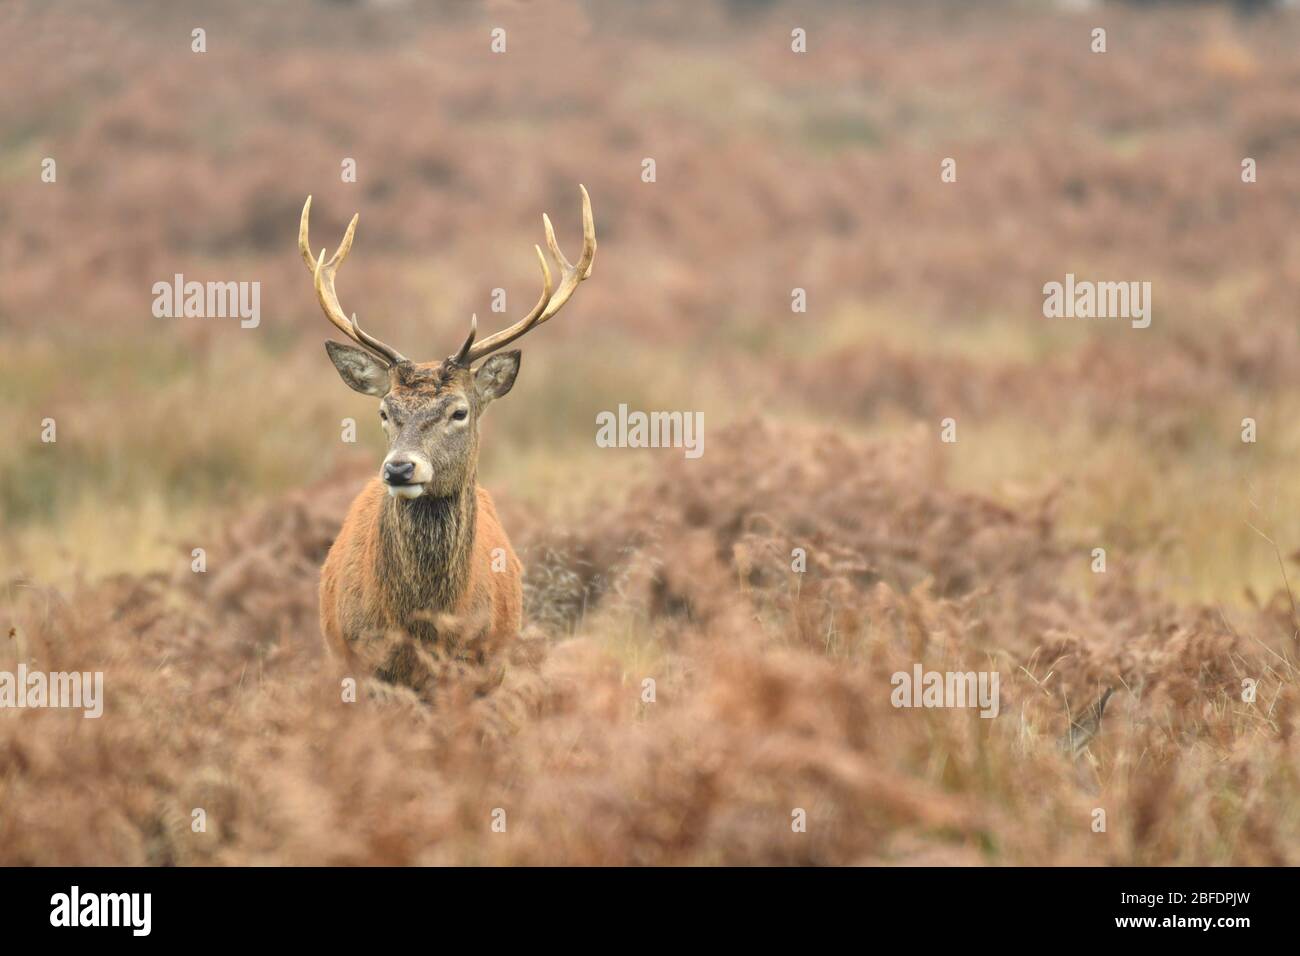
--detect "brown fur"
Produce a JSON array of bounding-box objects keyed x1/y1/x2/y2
[
  {"x1": 319, "y1": 359, "x2": 523, "y2": 681},
  {"x1": 307, "y1": 184, "x2": 592, "y2": 683}
]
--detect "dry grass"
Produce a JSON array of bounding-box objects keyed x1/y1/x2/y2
[{"x1": 3, "y1": 423, "x2": 1298, "y2": 865}]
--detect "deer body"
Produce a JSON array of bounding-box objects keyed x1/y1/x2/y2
[
  {"x1": 300, "y1": 187, "x2": 595, "y2": 679},
  {"x1": 320, "y1": 478, "x2": 521, "y2": 676}
]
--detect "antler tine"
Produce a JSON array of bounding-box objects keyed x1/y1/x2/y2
[
  {"x1": 460, "y1": 185, "x2": 595, "y2": 365},
  {"x1": 310, "y1": 247, "x2": 350, "y2": 339},
  {"x1": 451, "y1": 245, "x2": 552, "y2": 366},
  {"x1": 300, "y1": 196, "x2": 407, "y2": 367},
  {"x1": 452, "y1": 312, "x2": 479, "y2": 366},
  {"x1": 298, "y1": 195, "x2": 322, "y2": 271}
]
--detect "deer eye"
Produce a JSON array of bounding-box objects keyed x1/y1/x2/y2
[
  {"x1": 379, "y1": 409, "x2": 388, "y2": 422},
  {"x1": 451, "y1": 408, "x2": 468, "y2": 421}
]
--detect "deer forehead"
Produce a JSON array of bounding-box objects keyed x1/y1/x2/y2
[
  {"x1": 384, "y1": 362, "x2": 472, "y2": 414},
  {"x1": 393, "y1": 359, "x2": 465, "y2": 388},
  {"x1": 397, "y1": 361, "x2": 469, "y2": 390}
]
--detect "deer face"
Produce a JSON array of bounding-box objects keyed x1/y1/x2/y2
[
  {"x1": 299, "y1": 186, "x2": 593, "y2": 498},
  {"x1": 326, "y1": 344, "x2": 520, "y2": 499}
]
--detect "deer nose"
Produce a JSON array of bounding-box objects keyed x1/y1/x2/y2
[{"x1": 384, "y1": 460, "x2": 416, "y2": 485}]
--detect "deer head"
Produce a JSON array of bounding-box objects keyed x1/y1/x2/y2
[{"x1": 299, "y1": 187, "x2": 596, "y2": 499}]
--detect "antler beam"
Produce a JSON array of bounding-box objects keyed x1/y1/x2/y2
[
  {"x1": 453, "y1": 184, "x2": 596, "y2": 366},
  {"x1": 299, "y1": 196, "x2": 407, "y2": 367}
]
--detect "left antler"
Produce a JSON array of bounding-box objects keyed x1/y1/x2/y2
[
  {"x1": 451, "y1": 185, "x2": 596, "y2": 366},
  {"x1": 299, "y1": 196, "x2": 408, "y2": 367}
]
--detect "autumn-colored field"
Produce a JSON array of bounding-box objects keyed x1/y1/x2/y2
[{"x1": 2, "y1": 0, "x2": 1299, "y2": 864}]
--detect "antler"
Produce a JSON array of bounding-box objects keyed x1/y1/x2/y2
[
  {"x1": 452, "y1": 184, "x2": 596, "y2": 366},
  {"x1": 299, "y1": 196, "x2": 407, "y2": 366}
]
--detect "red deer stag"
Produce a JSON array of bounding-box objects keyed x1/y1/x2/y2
[{"x1": 299, "y1": 187, "x2": 596, "y2": 681}]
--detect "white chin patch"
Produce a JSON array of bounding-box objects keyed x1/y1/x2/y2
[{"x1": 386, "y1": 483, "x2": 425, "y2": 500}]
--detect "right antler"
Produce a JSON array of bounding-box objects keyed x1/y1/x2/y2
[
  {"x1": 299, "y1": 196, "x2": 408, "y2": 367},
  {"x1": 451, "y1": 184, "x2": 596, "y2": 366}
]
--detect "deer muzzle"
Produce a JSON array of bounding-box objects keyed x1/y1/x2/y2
[{"x1": 382, "y1": 454, "x2": 433, "y2": 498}]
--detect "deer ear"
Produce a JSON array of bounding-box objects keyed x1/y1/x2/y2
[
  {"x1": 325, "y1": 341, "x2": 390, "y2": 397},
  {"x1": 474, "y1": 350, "x2": 520, "y2": 406}
]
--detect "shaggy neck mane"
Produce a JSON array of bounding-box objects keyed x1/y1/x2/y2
[{"x1": 378, "y1": 481, "x2": 477, "y2": 617}]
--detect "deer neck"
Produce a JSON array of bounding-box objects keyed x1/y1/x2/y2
[{"x1": 378, "y1": 480, "x2": 477, "y2": 617}]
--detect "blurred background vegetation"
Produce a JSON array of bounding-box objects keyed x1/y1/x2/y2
[{"x1": 4, "y1": 0, "x2": 1300, "y2": 603}]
